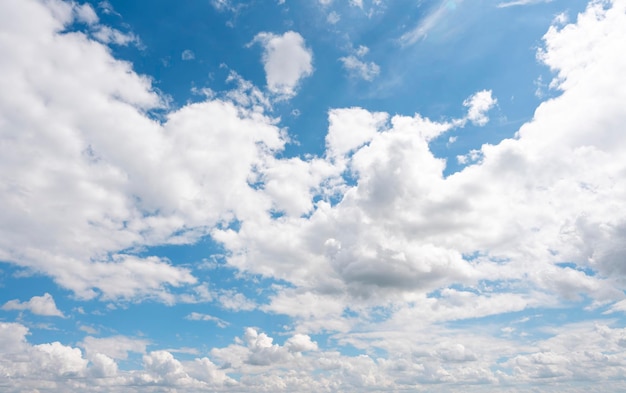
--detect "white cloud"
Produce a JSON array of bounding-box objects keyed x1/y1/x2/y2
[
  {"x1": 462, "y1": 89, "x2": 497, "y2": 126},
  {"x1": 251, "y1": 31, "x2": 313, "y2": 99},
  {"x1": 182, "y1": 49, "x2": 195, "y2": 60},
  {"x1": 186, "y1": 312, "x2": 230, "y2": 328},
  {"x1": 0, "y1": 0, "x2": 286, "y2": 302},
  {"x1": 74, "y1": 3, "x2": 98, "y2": 25},
  {"x1": 340, "y1": 55, "x2": 380, "y2": 81},
  {"x1": 399, "y1": 1, "x2": 455, "y2": 45},
  {"x1": 215, "y1": 0, "x2": 626, "y2": 323},
  {"x1": 340, "y1": 45, "x2": 380, "y2": 81},
  {"x1": 218, "y1": 290, "x2": 257, "y2": 311},
  {"x1": 80, "y1": 335, "x2": 149, "y2": 360},
  {"x1": 4, "y1": 318, "x2": 626, "y2": 391},
  {"x1": 3, "y1": 0, "x2": 626, "y2": 390},
  {"x1": 327, "y1": 11, "x2": 340, "y2": 24},
  {"x1": 92, "y1": 25, "x2": 139, "y2": 46},
  {"x1": 2, "y1": 293, "x2": 64, "y2": 317},
  {"x1": 325, "y1": 107, "x2": 388, "y2": 159},
  {"x1": 497, "y1": 0, "x2": 554, "y2": 8}
]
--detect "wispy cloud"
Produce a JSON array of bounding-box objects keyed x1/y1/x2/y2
[
  {"x1": 186, "y1": 312, "x2": 230, "y2": 328},
  {"x1": 400, "y1": 0, "x2": 462, "y2": 45},
  {"x1": 497, "y1": 0, "x2": 553, "y2": 8}
]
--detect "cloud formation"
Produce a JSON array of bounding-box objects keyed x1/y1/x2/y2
[
  {"x1": 251, "y1": 31, "x2": 314, "y2": 99},
  {"x1": 1, "y1": 0, "x2": 626, "y2": 391},
  {"x1": 2, "y1": 293, "x2": 64, "y2": 317}
]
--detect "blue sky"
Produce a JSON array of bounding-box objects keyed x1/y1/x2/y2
[{"x1": 1, "y1": 0, "x2": 626, "y2": 391}]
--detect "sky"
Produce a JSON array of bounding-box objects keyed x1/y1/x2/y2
[{"x1": 1, "y1": 0, "x2": 626, "y2": 391}]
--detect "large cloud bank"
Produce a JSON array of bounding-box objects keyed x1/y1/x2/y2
[{"x1": 1, "y1": 0, "x2": 626, "y2": 391}]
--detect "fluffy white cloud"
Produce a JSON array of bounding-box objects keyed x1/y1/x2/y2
[
  {"x1": 2, "y1": 293, "x2": 64, "y2": 317},
  {"x1": 215, "y1": 0, "x2": 626, "y2": 325},
  {"x1": 0, "y1": 0, "x2": 285, "y2": 302},
  {"x1": 462, "y1": 89, "x2": 497, "y2": 126},
  {"x1": 4, "y1": 319, "x2": 626, "y2": 391},
  {"x1": 251, "y1": 31, "x2": 313, "y2": 99},
  {"x1": 3, "y1": 0, "x2": 626, "y2": 390}
]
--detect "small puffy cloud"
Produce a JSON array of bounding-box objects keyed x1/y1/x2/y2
[
  {"x1": 181, "y1": 49, "x2": 195, "y2": 60},
  {"x1": 463, "y1": 89, "x2": 497, "y2": 126},
  {"x1": 2, "y1": 293, "x2": 64, "y2": 317},
  {"x1": 285, "y1": 334, "x2": 318, "y2": 352},
  {"x1": 251, "y1": 31, "x2": 313, "y2": 99}
]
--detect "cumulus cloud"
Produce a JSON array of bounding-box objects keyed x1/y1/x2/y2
[
  {"x1": 251, "y1": 31, "x2": 313, "y2": 99},
  {"x1": 2, "y1": 293, "x2": 64, "y2": 317},
  {"x1": 0, "y1": 0, "x2": 286, "y2": 302},
  {"x1": 462, "y1": 89, "x2": 497, "y2": 126},
  {"x1": 6, "y1": 320, "x2": 626, "y2": 391},
  {"x1": 215, "y1": 0, "x2": 626, "y2": 321},
  {"x1": 3, "y1": 0, "x2": 626, "y2": 390}
]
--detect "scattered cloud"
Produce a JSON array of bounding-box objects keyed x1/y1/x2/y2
[
  {"x1": 250, "y1": 31, "x2": 313, "y2": 99},
  {"x1": 186, "y1": 312, "x2": 230, "y2": 328},
  {"x1": 2, "y1": 293, "x2": 64, "y2": 317},
  {"x1": 462, "y1": 89, "x2": 498, "y2": 126},
  {"x1": 340, "y1": 56, "x2": 380, "y2": 81},
  {"x1": 2, "y1": 0, "x2": 626, "y2": 390},
  {"x1": 91, "y1": 26, "x2": 139, "y2": 46},
  {"x1": 340, "y1": 45, "x2": 380, "y2": 81},
  {"x1": 327, "y1": 11, "x2": 340, "y2": 24},
  {"x1": 182, "y1": 49, "x2": 196, "y2": 60}
]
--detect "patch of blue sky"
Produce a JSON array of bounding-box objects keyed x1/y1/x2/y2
[{"x1": 555, "y1": 262, "x2": 596, "y2": 277}]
